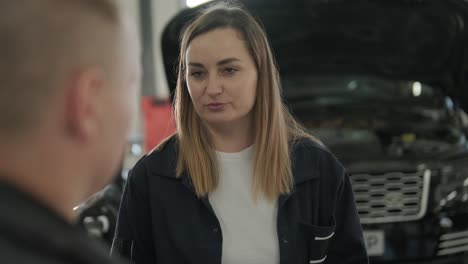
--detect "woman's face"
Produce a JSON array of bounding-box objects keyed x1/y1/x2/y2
[{"x1": 185, "y1": 27, "x2": 258, "y2": 127}]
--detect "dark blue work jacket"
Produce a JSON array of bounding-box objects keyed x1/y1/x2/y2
[{"x1": 111, "y1": 136, "x2": 368, "y2": 264}]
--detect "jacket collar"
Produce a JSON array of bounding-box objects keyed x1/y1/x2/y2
[{"x1": 146, "y1": 136, "x2": 320, "y2": 186}]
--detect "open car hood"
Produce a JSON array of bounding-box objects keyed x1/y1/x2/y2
[{"x1": 161, "y1": 0, "x2": 468, "y2": 109}]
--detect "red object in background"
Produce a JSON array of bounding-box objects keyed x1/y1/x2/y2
[{"x1": 142, "y1": 96, "x2": 176, "y2": 152}]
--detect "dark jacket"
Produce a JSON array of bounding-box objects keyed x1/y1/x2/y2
[
  {"x1": 112, "y1": 137, "x2": 368, "y2": 264},
  {"x1": 0, "y1": 180, "x2": 127, "y2": 264}
]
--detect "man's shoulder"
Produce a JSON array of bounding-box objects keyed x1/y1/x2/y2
[
  {"x1": 0, "y1": 233, "x2": 125, "y2": 264},
  {"x1": 0, "y1": 237, "x2": 44, "y2": 264}
]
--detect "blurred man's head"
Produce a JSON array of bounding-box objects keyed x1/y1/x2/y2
[{"x1": 0, "y1": 0, "x2": 140, "y2": 219}]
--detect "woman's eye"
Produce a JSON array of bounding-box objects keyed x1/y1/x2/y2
[
  {"x1": 223, "y1": 67, "x2": 238, "y2": 74},
  {"x1": 190, "y1": 71, "x2": 204, "y2": 78}
]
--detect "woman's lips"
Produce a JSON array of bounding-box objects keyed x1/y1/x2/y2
[{"x1": 206, "y1": 103, "x2": 225, "y2": 111}]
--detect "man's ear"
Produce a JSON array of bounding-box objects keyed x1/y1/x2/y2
[{"x1": 64, "y1": 68, "x2": 105, "y2": 142}]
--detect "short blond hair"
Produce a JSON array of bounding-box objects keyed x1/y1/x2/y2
[{"x1": 0, "y1": 0, "x2": 122, "y2": 137}]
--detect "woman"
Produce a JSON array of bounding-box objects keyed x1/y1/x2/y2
[{"x1": 112, "y1": 2, "x2": 368, "y2": 264}]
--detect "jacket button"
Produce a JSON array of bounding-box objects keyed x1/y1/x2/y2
[
  {"x1": 281, "y1": 239, "x2": 288, "y2": 244},
  {"x1": 212, "y1": 227, "x2": 219, "y2": 233}
]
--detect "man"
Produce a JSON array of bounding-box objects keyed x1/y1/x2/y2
[{"x1": 0, "y1": 0, "x2": 140, "y2": 263}]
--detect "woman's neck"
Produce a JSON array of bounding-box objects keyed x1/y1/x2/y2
[{"x1": 206, "y1": 118, "x2": 254, "y2": 153}]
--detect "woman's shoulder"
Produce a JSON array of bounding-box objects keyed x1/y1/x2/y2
[
  {"x1": 291, "y1": 137, "x2": 346, "y2": 182},
  {"x1": 147, "y1": 134, "x2": 179, "y2": 157},
  {"x1": 291, "y1": 137, "x2": 337, "y2": 163},
  {"x1": 129, "y1": 134, "x2": 179, "y2": 181}
]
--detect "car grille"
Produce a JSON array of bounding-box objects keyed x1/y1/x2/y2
[
  {"x1": 438, "y1": 230, "x2": 468, "y2": 256},
  {"x1": 350, "y1": 169, "x2": 431, "y2": 224}
]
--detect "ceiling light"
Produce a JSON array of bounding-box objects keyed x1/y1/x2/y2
[{"x1": 412, "y1": 82, "x2": 422, "y2": 97}]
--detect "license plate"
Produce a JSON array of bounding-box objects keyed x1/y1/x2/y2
[{"x1": 363, "y1": 230, "x2": 385, "y2": 256}]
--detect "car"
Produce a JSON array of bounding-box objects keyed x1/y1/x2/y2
[
  {"x1": 160, "y1": 0, "x2": 468, "y2": 263},
  {"x1": 76, "y1": 138, "x2": 143, "y2": 246}
]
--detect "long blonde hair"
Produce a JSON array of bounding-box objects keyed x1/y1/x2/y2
[{"x1": 166, "y1": 2, "x2": 320, "y2": 200}]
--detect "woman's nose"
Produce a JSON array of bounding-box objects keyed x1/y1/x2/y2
[{"x1": 205, "y1": 74, "x2": 223, "y2": 96}]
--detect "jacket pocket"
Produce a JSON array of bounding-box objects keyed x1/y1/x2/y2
[{"x1": 298, "y1": 222, "x2": 335, "y2": 264}]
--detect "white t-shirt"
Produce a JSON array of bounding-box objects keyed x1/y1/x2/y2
[{"x1": 209, "y1": 145, "x2": 280, "y2": 264}]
